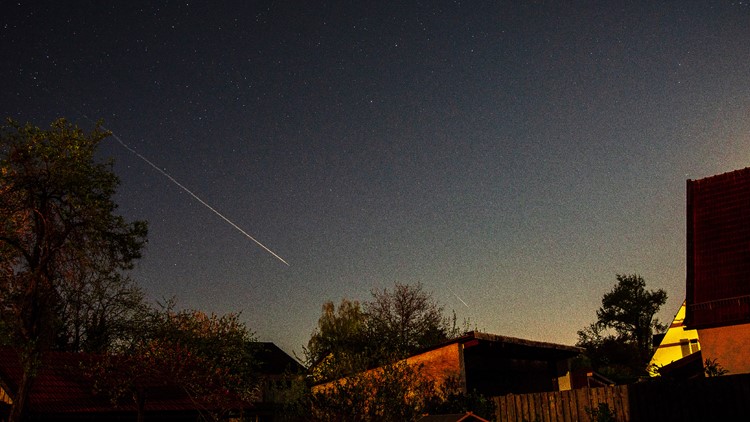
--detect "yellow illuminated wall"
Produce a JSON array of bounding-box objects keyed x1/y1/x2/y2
[{"x1": 648, "y1": 301, "x2": 701, "y2": 375}]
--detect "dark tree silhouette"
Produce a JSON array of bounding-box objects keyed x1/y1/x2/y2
[
  {"x1": 577, "y1": 274, "x2": 667, "y2": 381},
  {"x1": 0, "y1": 119, "x2": 147, "y2": 421}
]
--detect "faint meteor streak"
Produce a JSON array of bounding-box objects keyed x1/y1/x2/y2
[
  {"x1": 447, "y1": 287, "x2": 469, "y2": 308},
  {"x1": 106, "y1": 129, "x2": 290, "y2": 266}
]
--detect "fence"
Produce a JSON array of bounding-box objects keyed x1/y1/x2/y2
[{"x1": 493, "y1": 373, "x2": 750, "y2": 422}]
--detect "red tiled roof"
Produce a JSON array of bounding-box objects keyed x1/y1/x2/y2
[
  {"x1": 686, "y1": 167, "x2": 750, "y2": 328},
  {"x1": 0, "y1": 347, "x2": 251, "y2": 415},
  {"x1": 0, "y1": 348, "x2": 115, "y2": 414}
]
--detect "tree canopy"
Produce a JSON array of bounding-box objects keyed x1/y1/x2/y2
[
  {"x1": 596, "y1": 274, "x2": 667, "y2": 356},
  {"x1": 365, "y1": 282, "x2": 456, "y2": 358},
  {"x1": 1, "y1": 118, "x2": 268, "y2": 422},
  {"x1": 577, "y1": 274, "x2": 667, "y2": 381},
  {"x1": 91, "y1": 302, "x2": 259, "y2": 421},
  {"x1": 0, "y1": 118, "x2": 148, "y2": 421},
  {"x1": 305, "y1": 298, "x2": 371, "y2": 381},
  {"x1": 305, "y1": 282, "x2": 458, "y2": 383}
]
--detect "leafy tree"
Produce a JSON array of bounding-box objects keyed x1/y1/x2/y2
[
  {"x1": 305, "y1": 283, "x2": 458, "y2": 383},
  {"x1": 305, "y1": 299, "x2": 371, "y2": 382},
  {"x1": 596, "y1": 274, "x2": 667, "y2": 357},
  {"x1": 309, "y1": 360, "x2": 437, "y2": 422},
  {"x1": 290, "y1": 284, "x2": 488, "y2": 420},
  {"x1": 90, "y1": 303, "x2": 260, "y2": 422},
  {"x1": 577, "y1": 274, "x2": 667, "y2": 381},
  {"x1": 423, "y1": 375, "x2": 496, "y2": 420},
  {"x1": 365, "y1": 282, "x2": 458, "y2": 360},
  {"x1": 295, "y1": 363, "x2": 494, "y2": 421},
  {"x1": 0, "y1": 118, "x2": 147, "y2": 421},
  {"x1": 576, "y1": 322, "x2": 642, "y2": 382},
  {"x1": 54, "y1": 271, "x2": 149, "y2": 353}
]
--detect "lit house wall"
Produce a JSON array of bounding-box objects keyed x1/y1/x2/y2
[{"x1": 648, "y1": 301, "x2": 701, "y2": 375}]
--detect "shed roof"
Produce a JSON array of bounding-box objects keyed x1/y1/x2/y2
[
  {"x1": 0, "y1": 343, "x2": 297, "y2": 416},
  {"x1": 0, "y1": 347, "x2": 220, "y2": 414},
  {"x1": 420, "y1": 331, "x2": 583, "y2": 361},
  {"x1": 417, "y1": 411, "x2": 490, "y2": 422},
  {"x1": 254, "y1": 342, "x2": 304, "y2": 374}
]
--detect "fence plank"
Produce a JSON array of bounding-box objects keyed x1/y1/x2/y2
[
  {"x1": 494, "y1": 396, "x2": 504, "y2": 422},
  {"x1": 508, "y1": 394, "x2": 516, "y2": 422},
  {"x1": 561, "y1": 390, "x2": 574, "y2": 422},
  {"x1": 575, "y1": 386, "x2": 590, "y2": 422},
  {"x1": 567, "y1": 390, "x2": 576, "y2": 422},
  {"x1": 550, "y1": 391, "x2": 561, "y2": 422},
  {"x1": 491, "y1": 374, "x2": 750, "y2": 422},
  {"x1": 516, "y1": 392, "x2": 527, "y2": 422},
  {"x1": 621, "y1": 386, "x2": 629, "y2": 421},
  {"x1": 529, "y1": 393, "x2": 538, "y2": 422},
  {"x1": 505, "y1": 395, "x2": 519, "y2": 422}
]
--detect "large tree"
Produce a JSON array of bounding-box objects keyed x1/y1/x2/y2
[
  {"x1": 577, "y1": 274, "x2": 667, "y2": 380},
  {"x1": 0, "y1": 118, "x2": 147, "y2": 421},
  {"x1": 305, "y1": 282, "x2": 458, "y2": 383},
  {"x1": 365, "y1": 282, "x2": 457, "y2": 359},
  {"x1": 89, "y1": 302, "x2": 260, "y2": 422},
  {"x1": 309, "y1": 360, "x2": 438, "y2": 422},
  {"x1": 54, "y1": 271, "x2": 149, "y2": 353},
  {"x1": 305, "y1": 298, "x2": 371, "y2": 382}
]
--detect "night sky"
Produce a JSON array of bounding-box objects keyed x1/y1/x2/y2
[{"x1": 3, "y1": 1, "x2": 750, "y2": 356}]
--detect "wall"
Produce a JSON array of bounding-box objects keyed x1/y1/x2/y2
[
  {"x1": 648, "y1": 302, "x2": 701, "y2": 373},
  {"x1": 697, "y1": 323, "x2": 750, "y2": 374},
  {"x1": 404, "y1": 342, "x2": 464, "y2": 390},
  {"x1": 311, "y1": 342, "x2": 464, "y2": 394}
]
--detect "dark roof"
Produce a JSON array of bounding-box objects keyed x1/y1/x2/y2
[
  {"x1": 418, "y1": 331, "x2": 583, "y2": 361},
  {"x1": 0, "y1": 344, "x2": 298, "y2": 417},
  {"x1": 0, "y1": 347, "x2": 219, "y2": 415},
  {"x1": 658, "y1": 350, "x2": 705, "y2": 381},
  {"x1": 418, "y1": 412, "x2": 490, "y2": 422},
  {"x1": 254, "y1": 342, "x2": 304, "y2": 374}
]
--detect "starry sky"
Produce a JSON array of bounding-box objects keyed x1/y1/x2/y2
[{"x1": 2, "y1": 1, "x2": 750, "y2": 357}]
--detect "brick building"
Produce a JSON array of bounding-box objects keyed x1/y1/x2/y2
[{"x1": 686, "y1": 167, "x2": 750, "y2": 374}]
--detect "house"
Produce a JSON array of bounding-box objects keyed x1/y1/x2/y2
[
  {"x1": 647, "y1": 301, "x2": 701, "y2": 375},
  {"x1": 685, "y1": 167, "x2": 750, "y2": 375},
  {"x1": 0, "y1": 343, "x2": 302, "y2": 421},
  {"x1": 314, "y1": 331, "x2": 582, "y2": 397}
]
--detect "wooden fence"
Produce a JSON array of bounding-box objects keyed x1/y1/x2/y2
[{"x1": 493, "y1": 373, "x2": 750, "y2": 422}]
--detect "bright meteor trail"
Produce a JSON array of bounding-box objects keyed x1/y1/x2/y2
[
  {"x1": 448, "y1": 286, "x2": 469, "y2": 308},
  {"x1": 107, "y1": 129, "x2": 290, "y2": 266}
]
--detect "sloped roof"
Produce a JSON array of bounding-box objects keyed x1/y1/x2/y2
[
  {"x1": 0, "y1": 344, "x2": 302, "y2": 416},
  {"x1": 420, "y1": 331, "x2": 583, "y2": 360},
  {"x1": 254, "y1": 342, "x2": 304, "y2": 374},
  {"x1": 0, "y1": 347, "x2": 215, "y2": 415},
  {"x1": 418, "y1": 411, "x2": 490, "y2": 422}
]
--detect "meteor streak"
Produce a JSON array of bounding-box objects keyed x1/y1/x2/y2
[
  {"x1": 448, "y1": 287, "x2": 469, "y2": 308},
  {"x1": 106, "y1": 129, "x2": 290, "y2": 266}
]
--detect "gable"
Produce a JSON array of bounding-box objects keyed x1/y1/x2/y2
[{"x1": 648, "y1": 301, "x2": 701, "y2": 374}]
